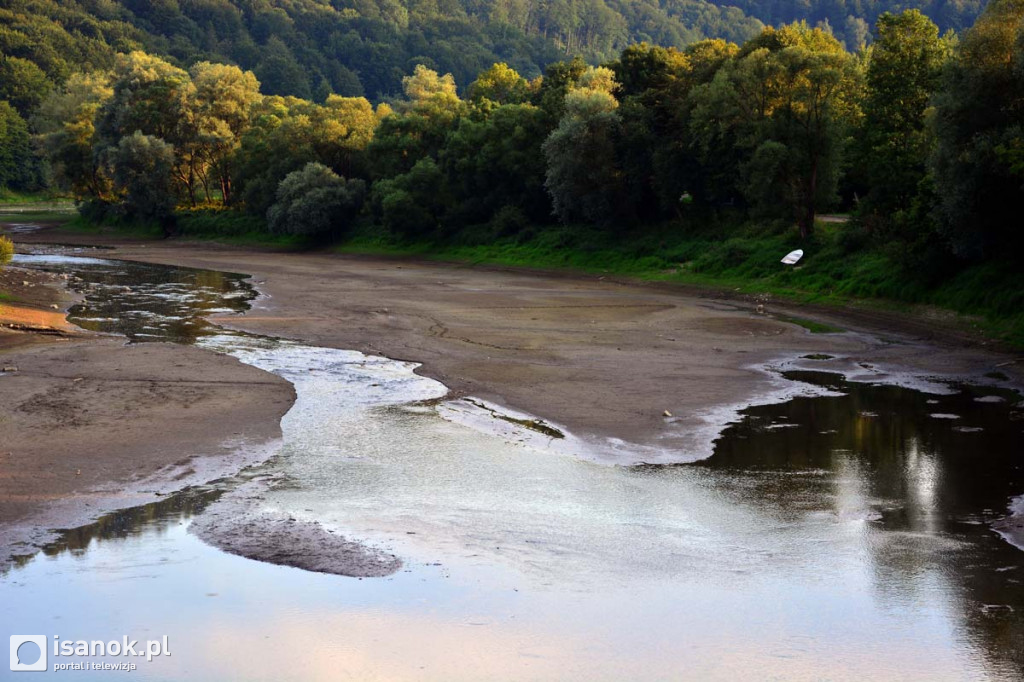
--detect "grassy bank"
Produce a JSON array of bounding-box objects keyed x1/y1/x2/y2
[{"x1": 0, "y1": 190, "x2": 72, "y2": 205}]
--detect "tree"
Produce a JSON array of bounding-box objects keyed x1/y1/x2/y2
[
  {"x1": 859, "y1": 11, "x2": 951, "y2": 229},
  {"x1": 0, "y1": 55, "x2": 52, "y2": 115},
  {"x1": 189, "y1": 62, "x2": 262, "y2": 204},
  {"x1": 96, "y1": 52, "x2": 200, "y2": 204},
  {"x1": 440, "y1": 103, "x2": 551, "y2": 225},
  {"x1": 34, "y1": 73, "x2": 114, "y2": 199},
  {"x1": 0, "y1": 101, "x2": 40, "y2": 192},
  {"x1": 371, "y1": 157, "x2": 448, "y2": 236},
  {"x1": 690, "y1": 24, "x2": 863, "y2": 237},
  {"x1": 234, "y1": 95, "x2": 384, "y2": 215},
  {"x1": 110, "y1": 131, "x2": 177, "y2": 228},
  {"x1": 368, "y1": 65, "x2": 466, "y2": 179},
  {"x1": 930, "y1": 0, "x2": 1024, "y2": 258},
  {"x1": 267, "y1": 162, "x2": 366, "y2": 239},
  {"x1": 542, "y1": 66, "x2": 624, "y2": 225},
  {"x1": 467, "y1": 63, "x2": 531, "y2": 105},
  {"x1": 255, "y1": 37, "x2": 312, "y2": 99},
  {"x1": 97, "y1": 52, "x2": 193, "y2": 146}
]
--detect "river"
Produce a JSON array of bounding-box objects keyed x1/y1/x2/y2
[{"x1": 2, "y1": 247, "x2": 1022, "y2": 680}]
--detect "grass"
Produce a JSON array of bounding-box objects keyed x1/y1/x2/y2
[
  {"x1": 61, "y1": 215, "x2": 165, "y2": 239},
  {"x1": 176, "y1": 209, "x2": 307, "y2": 248},
  {"x1": 0, "y1": 190, "x2": 72, "y2": 205}
]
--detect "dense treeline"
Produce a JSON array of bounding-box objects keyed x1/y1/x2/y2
[
  {"x1": 3, "y1": 1, "x2": 1023, "y2": 327},
  {"x1": 0, "y1": 0, "x2": 984, "y2": 118}
]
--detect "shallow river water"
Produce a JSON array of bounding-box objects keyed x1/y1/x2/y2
[{"x1": 2, "y1": 250, "x2": 1023, "y2": 680}]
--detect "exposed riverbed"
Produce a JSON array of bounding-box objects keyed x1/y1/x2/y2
[{"x1": 2, "y1": 247, "x2": 1023, "y2": 680}]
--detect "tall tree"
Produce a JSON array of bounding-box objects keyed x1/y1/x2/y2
[
  {"x1": 930, "y1": 0, "x2": 1024, "y2": 258},
  {"x1": 110, "y1": 131, "x2": 177, "y2": 229},
  {"x1": 0, "y1": 101, "x2": 38, "y2": 192},
  {"x1": 859, "y1": 11, "x2": 951, "y2": 229},
  {"x1": 34, "y1": 72, "x2": 114, "y2": 200},
  {"x1": 690, "y1": 24, "x2": 863, "y2": 237},
  {"x1": 542, "y1": 66, "x2": 624, "y2": 224},
  {"x1": 189, "y1": 61, "x2": 262, "y2": 204},
  {"x1": 96, "y1": 52, "x2": 198, "y2": 203}
]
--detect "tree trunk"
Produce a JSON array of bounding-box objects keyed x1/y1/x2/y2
[{"x1": 800, "y1": 158, "x2": 818, "y2": 239}]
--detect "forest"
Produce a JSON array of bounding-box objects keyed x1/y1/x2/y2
[
  {"x1": 0, "y1": 0, "x2": 985, "y2": 104},
  {"x1": 1, "y1": 0, "x2": 1022, "y2": 340}
]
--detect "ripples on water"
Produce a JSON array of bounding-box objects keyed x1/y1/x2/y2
[{"x1": 2, "y1": 249, "x2": 1023, "y2": 680}]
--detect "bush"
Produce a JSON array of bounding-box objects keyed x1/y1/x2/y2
[
  {"x1": 110, "y1": 131, "x2": 176, "y2": 225},
  {"x1": 267, "y1": 163, "x2": 366, "y2": 239},
  {"x1": 371, "y1": 158, "x2": 447, "y2": 238},
  {"x1": 491, "y1": 205, "x2": 529, "y2": 236},
  {"x1": 0, "y1": 235, "x2": 13, "y2": 267}
]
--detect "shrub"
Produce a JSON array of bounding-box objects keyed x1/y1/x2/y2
[
  {"x1": 0, "y1": 235, "x2": 13, "y2": 267},
  {"x1": 267, "y1": 163, "x2": 366, "y2": 239}
]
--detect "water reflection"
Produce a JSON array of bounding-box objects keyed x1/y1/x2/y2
[
  {"x1": 688, "y1": 370, "x2": 1024, "y2": 676},
  {"x1": 11, "y1": 251, "x2": 254, "y2": 343},
  {"x1": 3, "y1": 489, "x2": 221, "y2": 575}
]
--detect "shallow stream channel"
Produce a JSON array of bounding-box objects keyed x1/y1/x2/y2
[{"x1": 3, "y1": 247, "x2": 1023, "y2": 680}]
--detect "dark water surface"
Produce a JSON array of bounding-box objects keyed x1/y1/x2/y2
[
  {"x1": 12, "y1": 250, "x2": 254, "y2": 342},
  {"x1": 3, "y1": 249, "x2": 1022, "y2": 680}
]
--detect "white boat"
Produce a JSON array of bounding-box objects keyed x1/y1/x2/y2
[{"x1": 781, "y1": 249, "x2": 803, "y2": 265}]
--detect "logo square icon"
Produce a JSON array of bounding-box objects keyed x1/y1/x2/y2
[{"x1": 9, "y1": 635, "x2": 47, "y2": 672}]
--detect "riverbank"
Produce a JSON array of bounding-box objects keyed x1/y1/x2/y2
[
  {"x1": 15, "y1": 225, "x2": 1024, "y2": 459},
  {"x1": 4, "y1": 222, "x2": 1023, "y2": 565},
  {"x1": 76, "y1": 211, "x2": 1024, "y2": 347}
]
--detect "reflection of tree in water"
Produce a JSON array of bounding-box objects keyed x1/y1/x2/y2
[
  {"x1": 698, "y1": 371, "x2": 1024, "y2": 677},
  {"x1": 33, "y1": 259, "x2": 256, "y2": 344},
  {"x1": 5, "y1": 489, "x2": 222, "y2": 575}
]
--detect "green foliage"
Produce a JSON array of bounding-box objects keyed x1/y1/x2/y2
[
  {"x1": 0, "y1": 54, "x2": 52, "y2": 114},
  {"x1": 467, "y1": 63, "x2": 531, "y2": 105},
  {"x1": 930, "y1": 0, "x2": 1024, "y2": 258},
  {"x1": 267, "y1": 162, "x2": 366, "y2": 238},
  {"x1": 235, "y1": 93, "x2": 381, "y2": 215},
  {"x1": 858, "y1": 11, "x2": 951, "y2": 232},
  {"x1": 34, "y1": 72, "x2": 114, "y2": 199},
  {"x1": 689, "y1": 24, "x2": 863, "y2": 237},
  {"x1": 372, "y1": 157, "x2": 447, "y2": 237},
  {"x1": 0, "y1": 100, "x2": 42, "y2": 192},
  {"x1": 110, "y1": 131, "x2": 176, "y2": 224},
  {"x1": 543, "y1": 66, "x2": 625, "y2": 224},
  {"x1": 11, "y1": 1, "x2": 1024, "y2": 346},
  {"x1": 440, "y1": 102, "x2": 551, "y2": 225}
]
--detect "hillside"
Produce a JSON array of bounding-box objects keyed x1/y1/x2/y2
[{"x1": 1, "y1": 0, "x2": 983, "y2": 107}]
